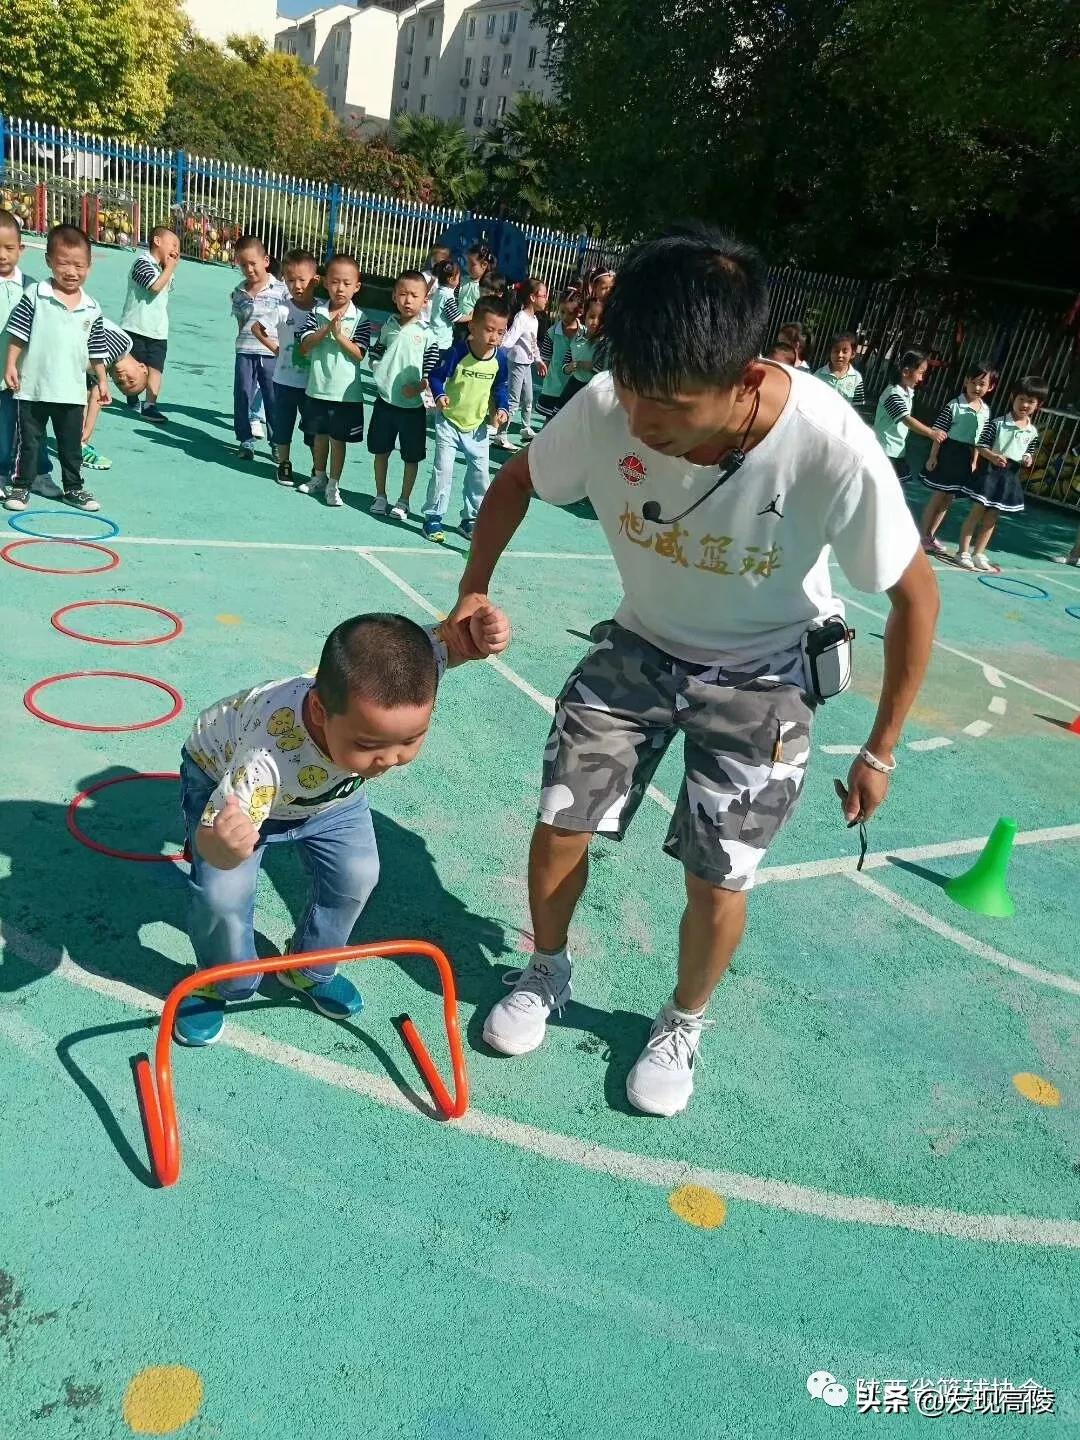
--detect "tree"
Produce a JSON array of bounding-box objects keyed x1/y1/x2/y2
[
  {"x1": 306, "y1": 128, "x2": 436, "y2": 203},
  {"x1": 480, "y1": 94, "x2": 583, "y2": 226},
  {"x1": 532, "y1": 0, "x2": 1080, "y2": 283},
  {"x1": 0, "y1": 0, "x2": 185, "y2": 136},
  {"x1": 393, "y1": 115, "x2": 484, "y2": 208},
  {"x1": 156, "y1": 35, "x2": 336, "y2": 173}
]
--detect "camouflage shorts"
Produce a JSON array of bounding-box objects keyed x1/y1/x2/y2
[{"x1": 539, "y1": 621, "x2": 816, "y2": 890}]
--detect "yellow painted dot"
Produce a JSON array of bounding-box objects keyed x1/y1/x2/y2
[
  {"x1": 215, "y1": 614, "x2": 242, "y2": 626},
  {"x1": 1012, "y1": 1072, "x2": 1061, "y2": 1107},
  {"x1": 122, "y1": 1366, "x2": 203, "y2": 1435},
  {"x1": 668, "y1": 1184, "x2": 727, "y2": 1229}
]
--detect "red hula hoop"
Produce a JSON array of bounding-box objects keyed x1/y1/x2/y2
[{"x1": 23, "y1": 671, "x2": 184, "y2": 732}]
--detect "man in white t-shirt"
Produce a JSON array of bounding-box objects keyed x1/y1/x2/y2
[{"x1": 445, "y1": 225, "x2": 940, "y2": 1118}]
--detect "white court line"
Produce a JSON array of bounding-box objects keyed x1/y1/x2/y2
[
  {"x1": 110, "y1": 536, "x2": 609, "y2": 562},
  {"x1": 842, "y1": 593, "x2": 1080, "y2": 712},
  {"x1": 820, "y1": 744, "x2": 860, "y2": 755},
  {"x1": 848, "y1": 871, "x2": 1080, "y2": 999},
  {"x1": 756, "y1": 822, "x2": 1080, "y2": 885},
  {"x1": 963, "y1": 720, "x2": 993, "y2": 738},
  {"x1": 989, "y1": 697, "x2": 1008, "y2": 716},
  {"x1": 982, "y1": 665, "x2": 1005, "y2": 688},
  {"x1": 908, "y1": 737, "x2": 954, "y2": 752},
  {"x1": 4, "y1": 919, "x2": 1079, "y2": 1250},
  {"x1": 357, "y1": 550, "x2": 677, "y2": 816}
]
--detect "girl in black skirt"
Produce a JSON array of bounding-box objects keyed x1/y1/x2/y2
[
  {"x1": 952, "y1": 376, "x2": 1047, "y2": 572},
  {"x1": 919, "y1": 360, "x2": 994, "y2": 554}
]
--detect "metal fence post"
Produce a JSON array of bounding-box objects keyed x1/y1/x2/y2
[
  {"x1": 174, "y1": 149, "x2": 187, "y2": 209},
  {"x1": 0, "y1": 116, "x2": 6, "y2": 182},
  {"x1": 326, "y1": 183, "x2": 342, "y2": 261}
]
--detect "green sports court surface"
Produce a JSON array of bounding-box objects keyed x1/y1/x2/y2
[{"x1": 2, "y1": 244, "x2": 1079, "y2": 1438}]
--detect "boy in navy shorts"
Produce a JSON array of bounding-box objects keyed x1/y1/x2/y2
[
  {"x1": 251, "y1": 248, "x2": 319, "y2": 487},
  {"x1": 120, "y1": 224, "x2": 178, "y2": 423},
  {"x1": 298, "y1": 254, "x2": 370, "y2": 509},
  {"x1": 367, "y1": 270, "x2": 440, "y2": 519}
]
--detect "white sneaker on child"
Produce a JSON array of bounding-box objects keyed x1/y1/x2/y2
[
  {"x1": 519, "y1": 425, "x2": 537, "y2": 442},
  {"x1": 325, "y1": 480, "x2": 343, "y2": 507},
  {"x1": 494, "y1": 435, "x2": 518, "y2": 452},
  {"x1": 298, "y1": 474, "x2": 326, "y2": 496},
  {"x1": 389, "y1": 499, "x2": 409, "y2": 521},
  {"x1": 956, "y1": 550, "x2": 976, "y2": 570},
  {"x1": 370, "y1": 495, "x2": 389, "y2": 515},
  {"x1": 483, "y1": 951, "x2": 572, "y2": 1055},
  {"x1": 972, "y1": 553, "x2": 997, "y2": 572},
  {"x1": 625, "y1": 1001, "x2": 714, "y2": 1117}
]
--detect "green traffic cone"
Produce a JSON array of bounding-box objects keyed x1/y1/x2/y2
[{"x1": 944, "y1": 817, "x2": 1017, "y2": 917}]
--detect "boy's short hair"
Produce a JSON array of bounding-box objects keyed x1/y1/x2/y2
[
  {"x1": 151, "y1": 225, "x2": 178, "y2": 243},
  {"x1": 326, "y1": 251, "x2": 360, "y2": 275},
  {"x1": 395, "y1": 269, "x2": 429, "y2": 288},
  {"x1": 768, "y1": 340, "x2": 797, "y2": 364},
  {"x1": 234, "y1": 234, "x2": 267, "y2": 257},
  {"x1": 282, "y1": 247, "x2": 318, "y2": 270},
  {"x1": 316, "y1": 613, "x2": 438, "y2": 715},
  {"x1": 472, "y1": 295, "x2": 510, "y2": 323},
  {"x1": 46, "y1": 224, "x2": 91, "y2": 258},
  {"x1": 1014, "y1": 374, "x2": 1049, "y2": 404},
  {"x1": 0, "y1": 208, "x2": 22, "y2": 238},
  {"x1": 601, "y1": 224, "x2": 769, "y2": 394}
]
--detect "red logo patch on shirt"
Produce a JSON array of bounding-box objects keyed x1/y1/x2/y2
[{"x1": 619, "y1": 454, "x2": 646, "y2": 486}]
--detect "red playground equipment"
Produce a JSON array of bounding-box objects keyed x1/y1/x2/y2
[{"x1": 134, "y1": 941, "x2": 469, "y2": 1187}]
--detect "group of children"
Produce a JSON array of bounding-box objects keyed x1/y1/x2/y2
[
  {"x1": 224, "y1": 235, "x2": 614, "y2": 539},
  {"x1": 767, "y1": 319, "x2": 1058, "y2": 575}
]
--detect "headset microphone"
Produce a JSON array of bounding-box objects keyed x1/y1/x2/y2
[{"x1": 638, "y1": 391, "x2": 760, "y2": 527}]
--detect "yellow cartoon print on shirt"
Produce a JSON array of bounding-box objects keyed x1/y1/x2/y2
[
  {"x1": 234, "y1": 765, "x2": 248, "y2": 787},
  {"x1": 297, "y1": 764, "x2": 329, "y2": 790},
  {"x1": 247, "y1": 784, "x2": 276, "y2": 825},
  {"x1": 266, "y1": 707, "x2": 296, "y2": 736},
  {"x1": 224, "y1": 740, "x2": 235, "y2": 762},
  {"x1": 277, "y1": 727, "x2": 305, "y2": 752}
]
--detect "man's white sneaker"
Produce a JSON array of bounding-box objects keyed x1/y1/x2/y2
[
  {"x1": 325, "y1": 479, "x2": 343, "y2": 507},
  {"x1": 625, "y1": 1002, "x2": 713, "y2": 1117},
  {"x1": 483, "y1": 953, "x2": 571, "y2": 1055}
]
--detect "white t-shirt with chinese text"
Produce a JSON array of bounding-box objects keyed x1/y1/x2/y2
[
  {"x1": 184, "y1": 640, "x2": 447, "y2": 828},
  {"x1": 526, "y1": 366, "x2": 920, "y2": 665}
]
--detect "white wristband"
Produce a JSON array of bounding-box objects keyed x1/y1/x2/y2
[{"x1": 858, "y1": 746, "x2": 896, "y2": 774}]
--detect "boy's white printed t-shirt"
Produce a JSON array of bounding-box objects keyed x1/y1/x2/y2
[
  {"x1": 231, "y1": 276, "x2": 288, "y2": 354},
  {"x1": 271, "y1": 299, "x2": 314, "y2": 390},
  {"x1": 527, "y1": 367, "x2": 920, "y2": 665},
  {"x1": 185, "y1": 640, "x2": 448, "y2": 828}
]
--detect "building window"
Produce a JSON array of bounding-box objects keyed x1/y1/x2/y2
[
  {"x1": 527, "y1": 45, "x2": 537, "y2": 68},
  {"x1": 333, "y1": 62, "x2": 339, "y2": 82},
  {"x1": 403, "y1": 62, "x2": 411, "y2": 84},
  {"x1": 427, "y1": 15, "x2": 435, "y2": 35},
  {"x1": 423, "y1": 55, "x2": 431, "y2": 75},
  {"x1": 463, "y1": 55, "x2": 472, "y2": 78},
  {"x1": 467, "y1": 15, "x2": 476, "y2": 37},
  {"x1": 496, "y1": 94, "x2": 507, "y2": 117},
  {"x1": 419, "y1": 93, "x2": 427, "y2": 112},
  {"x1": 475, "y1": 96, "x2": 486, "y2": 121},
  {"x1": 501, "y1": 51, "x2": 512, "y2": 75},
  {"x1": 459, "y1": 95, "x2": 467, "y2": 117},
  {"x1": 480, "y1": 55, "x2": 490, "y2": 81},
  {"x1": 504, "y1": 11, "x2": 517, "y2": 32},
  {"x1": 486, "y1": 13, "x2": 496, "y2": 35},
  {"x1": 407, "y1": 23, "x2": 414, "y2": 49}
]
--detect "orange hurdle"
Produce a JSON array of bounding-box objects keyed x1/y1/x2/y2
[{"x1": 134, "y1": 940, "x2": 468, "y2": 1187}]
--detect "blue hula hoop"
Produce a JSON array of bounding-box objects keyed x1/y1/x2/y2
[
  {"x1": 7, "y1": 510, "x2": 121, "y2": 542},
  {"x1": 976, "y1": 575, "x2": 1050, "y2": 601},
  {"x1": 1065, "y1": 606, "x2": 1080, "y2": 621}
]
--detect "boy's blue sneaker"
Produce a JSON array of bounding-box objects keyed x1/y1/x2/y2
[
  {"x1": 173, "y1": 987, "x2": 227, "y2": 1047},
  {"x1": 460, "y1": 517, "x2": 475, "y2": 540},
  {"x1": 280, "y1": 969, "x2": 364, "y2": 1020},
  {"x1": 423, "y1": 516, "x2": 446, "y2": 544}
]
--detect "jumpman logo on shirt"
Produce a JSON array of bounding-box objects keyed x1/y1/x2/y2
[{"x1": 758, "y1": 493, "x2": 784, "y2": 519}]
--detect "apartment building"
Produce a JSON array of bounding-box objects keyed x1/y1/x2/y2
[
  {"x1": 185, "y1": 0, "x2": 278, "y2": 46},
  {"x1": 276, "y1": 0, "x2": 553, "y2": 131}
]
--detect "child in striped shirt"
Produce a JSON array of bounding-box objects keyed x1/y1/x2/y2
[
  {"x1": 814, "y1": 332, "x2": 865, "y2": 408},
  {"x1": 871, "y1": 349, "x2": 947, "y2": 483},
  {"x1": 120, "y1": 225, "x2": 178, "y2": 424},
  {"x1": 952, "y1": 376, "x2": 1046, "y2": 572},
  {"x1": 919, "y1": 360, "x2": 994, "y2": 554}
]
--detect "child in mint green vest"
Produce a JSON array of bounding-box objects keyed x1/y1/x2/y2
[
  {"x1": 120, "y1": 225, "x2": 178, "y2": 423},
  {"x1": 538, "y1": 289, "x2": 584, "y2": 417},
  {"x1": 0, "y1": 208, "x2": 29, "y2": 485}
]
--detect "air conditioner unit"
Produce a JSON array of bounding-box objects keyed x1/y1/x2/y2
[
  {"x1": 473, "y1": 115, "x2": 485, "y2": 126},
  {"x1": 480, "y1": 73, "x2": 489, "y2": 85},
  {"x1": 401, "y1": 77, "x2": 410, "y2": 88},
  {"x1": 460, "y1": 76, "x2": 470, "y2": 86}
]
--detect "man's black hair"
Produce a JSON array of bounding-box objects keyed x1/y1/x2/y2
[
  {"x1": 1013, "y1": 374, "x2": 1049, "y2": 404},
  {"x1": 472, "y1": 295, "x2": 509, "y2": 322},
  {"x1": 282, "y1": 247, "x2": 318, "y2": 269},
  {"x1": 315, "y1": 613, "x2": 438, "y2": 715},
  {"x1": 46, "y1": 223, "x2": 91, "y2": 258},
  {"x1": 601, "y1": 225, "x2": 769, "y2": 394}
]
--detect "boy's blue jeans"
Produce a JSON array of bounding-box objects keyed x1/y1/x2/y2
[
  {"x1": 233, "y1": 354, "x2": 278, "y2": 446},
  {"x1": 423, "y1": 412, "x2": 491, "y2": 522},
  {"x1": 179, "y1": 752, "x2": 380, "y2": 999},
  {"x1": 0, "y1": 390, "x2": 52, "y2": 480}
]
